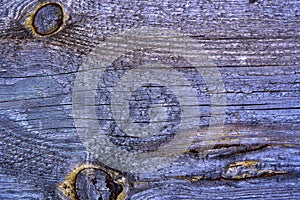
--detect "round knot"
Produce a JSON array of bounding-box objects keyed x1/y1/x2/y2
[{"x1": 25, "y1": 2, "x2": 66, "y2": 37}]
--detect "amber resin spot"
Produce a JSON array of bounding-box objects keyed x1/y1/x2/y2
[{"x1": 25, "y1": 2, "x2": 67, "y2": 37}]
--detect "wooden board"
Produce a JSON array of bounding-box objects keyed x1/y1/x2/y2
[{"x1": 0, "y1": 0, "x2": 299, "y2": 199}]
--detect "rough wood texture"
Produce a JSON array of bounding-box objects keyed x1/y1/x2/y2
[{"x1": 0, "y1": 0, "x2": 299, "y2": 199}]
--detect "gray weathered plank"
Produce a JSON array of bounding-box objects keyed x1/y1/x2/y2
[{"x1": 0, "y1": 0, "x2": 299, "y2": 199}]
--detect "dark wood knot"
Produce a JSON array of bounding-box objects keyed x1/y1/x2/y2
[
  {"x1": 56, "y1": 164, "x2": 130, "y2": 200},
  {"x1": 25, "y1": 2, "x2": 67, "y2": 37}
]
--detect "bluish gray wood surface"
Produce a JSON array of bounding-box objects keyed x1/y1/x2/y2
[{"x1": 0, "y1": 0, "x2": 299, "y2": 199}]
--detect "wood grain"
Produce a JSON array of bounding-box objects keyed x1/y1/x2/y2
[{"x1": 0, "y1": 0, "x2": 299, "y2": 199}]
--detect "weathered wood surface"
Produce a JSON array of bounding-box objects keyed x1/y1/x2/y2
[{"x1": 0, "y1": 0, "x2": 300, "y2": 199}]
